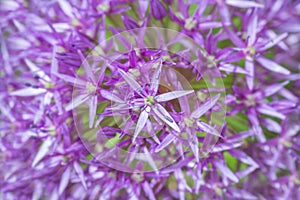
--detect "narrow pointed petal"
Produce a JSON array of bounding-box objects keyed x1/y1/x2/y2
[
  {"x1": 65, "y1": 94, "x2": 89, "y2": 111},
  {"x1": 247, "y1": 108, "x2": 265, "y2": 142},
  {"x1": 219, "y1": 63, "x2": 248, "y2": 74},
  {"x1": 259, "y1": 33, "x2": 288, "y2": 51},
  {"x1": 89, "y1": 95, "x2": 98, "y2": 128},
  {"x1": 155, "y1": 133, "x2": 176, "y2": 152},
  {"x1": 133, "y1": 108, "x2": 149, "y2": 142},
  {"x1": 247, "y1": 9, "x2": 258, "y2": 46},
  {"x1": 59, "y1": 167, "x2": 71, "y2": 195},
  {"x1": 143, "y1": 147, "x2": 158, "y2": 173},
  {"x1": 73, "y1": 161, "x2": 87, "y2": 190},
  {"x1": 54, "y1": 73, "x2": 86, "y2": 87},
  {"x1": 142, "y1": 181, "x2": 156, "y2": 200},
  {"x1": 150, "y1": 60, "x2": 162, "y2": 95},
  {"x1": 78, "y1": 50, "x2": 96, "y2": 84},
  {"x1": 32, "y1": 137, "x2": 54, "y2": 167},
  {"x1": 10, "y1": 88, "x2": 47, "y2": 96},
  {"x1": 256, "y1": 56, "x2": 290, "y2": 75},
  {"x1": 257, "y1": 104, "x2": 285, "y2": 119},
  {"x1": 223, "y1": 24, "x2": 245, "y2": 47},
  {"x1": 226, "y1": 0, "x2": 264, "y2": 8},
  {"x1": 229, "y1": 149, "x2": 259, "y2": 167},
  {"x1": 197, "y1": 121, "x2": 223, "y2": 138},
  {"x1": 100, "y1": 89, "x2": 124, "y2": 103},
  {"x1": 106, "y1": 103, "x2": 132, "y2": 112},
  {"x1": 245, "y1": 56, "x2": 254, "y2": 91},
  {"x1": 215, "y1": 160, "x2": 239, "y2": 183},
  {"x1": 255, "y1": 81, "x2": 289, "y2": 98},
  {"x1": 153, "y1": 104, "x2": 180, "y2": 132},
  {"x1": 176, "y1": 81, "x2": 190, "y2": 115},
  {"x1": 118, "y1": 69, "x2": 143, "y2": 94},
  {"x1": 155, "y1": 90, "x2": 194, "y2": 102},
  {"x1": 191, "y1": 94, "x2": 220, "y2": 119},
  {"x1": 187, "y1": 128, "x2": 199, "y2": 162}
]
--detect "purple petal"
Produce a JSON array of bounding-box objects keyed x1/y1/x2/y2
[
  {"x1": 59, "y1": 167, "x2": 71, "y2": 195},
  {"x1": 155, "y1": 133, "x2": 176, "y2": 152},
  {"x1": 78, "y1": 50, "x2": 96, "y2": 84},
  {"x1": 150, "y1": 60, "x2": 162, "y2": 95},
  {"x1": 32, "y1": 137, "x2": 54, "y2": 167},
  {"x1": 247, "y1": 108, "x2": 265, "y2": 142},
  {"x1": 100, "y1": 89, "x2": 124, "y2": 103},
  {"x1": 256, "y1": 56, "x2": 290, "y2": 75},
  {"x1": 219, "y1": 63, "x2": 248, "y2": 74},
  {"x1": 143, "y1": 147, "x2": 158, "y2": 173},
  {"x1": 53, "y1": 73, "x2": 86, "y2": 87},
  {"x1": 257, "y1": 104, "x2": 286, "y2": 119},
  {"x1": 255, "y1": 81, "x2": 289, "y2": 97},
  {"x1": 197, "y1": 121, "x2": 223, "y2": 138},
  {"x1": 155, "y1": 90, "x2": 194, "y2": 102},
  {"x1": 133, "y1": 108, "x2": 150, "y2": 142},
  {"x1": 226, "y1": 0, "x2": 264, "y2": 8},
  {"x1": 247, "y1": 9, "x2": 258, "y2": 46},
  {"x1": 89, "y1": 95, "x2": 98, "y2": 128},
  {"x1": 187, "y1": 128, "x2": 199, "y2": 162},
  {"x1": 118, "y1": 69, "x2": 143, "y2": 94},
  {"x1": 65, "y1": 94, "x2": 89, "y2": 111},
  {"x1": 150, "y1": 0, "x2": 167, "y2": 20},
  {"x1": 10, "y1": 88, "x2": 47, "y2": 96},
  {"x1": 73, "y1": 161, "x2": 87, "y2": 190},
  {"x1": 191, "y1": 94, "x2": 220, "y2": 119},
  {"x1": 245, "y1": 56, "x2": 254, "y2": 91},
  {"x1": 215, "y1": 160, "x2": 239, "y2": 183},
  {"x1": 142, "y1": 181, "x2": 156, "y2": 200},
  {"x1": 259, "y1": 32, "x2": 288, "y2": 52},
  {"x1": 153, "y1": 104, "x2": 180, "y2": 132}
]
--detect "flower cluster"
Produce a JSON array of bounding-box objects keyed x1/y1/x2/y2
[{"x1": 1, "y1": 0, "x2": 300, "y2": 199}]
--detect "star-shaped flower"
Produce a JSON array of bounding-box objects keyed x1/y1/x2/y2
[{"x1": 102, "y1": 60, "x2": 194, "y2": 143}]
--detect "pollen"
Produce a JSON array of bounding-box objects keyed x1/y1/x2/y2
[{"x1": 144, "y1": 95, "x2": 155, "y2": 105}]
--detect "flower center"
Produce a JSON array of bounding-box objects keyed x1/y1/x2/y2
[
  {"x1": 86, "y1": 82, "x2": 97, "y2": 94},
  {"x1": 144, "y1": 95, "x2": 155, "y2": 105},
  {"x1": 184, "y1": 18, "x2": 197, "y2": 31},
  {"x1": 97, "y1": 3, "x2": 110, "y2": 12},
  {"x1": 247, "y1": 46, "x2": 256, "y2": 56},
  {"x1": 245, "y1": 94, "x2": 256, "y2": 106},
  {"x1": 184, "y1": 117, "x2": 195, "y2": 127}
]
